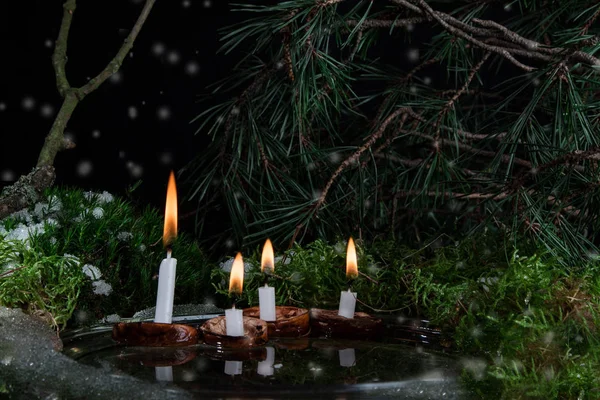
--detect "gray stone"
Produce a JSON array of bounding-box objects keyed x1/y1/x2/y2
[{"x1": 0, "y1": 307, "x2": 192, "y2": 400}]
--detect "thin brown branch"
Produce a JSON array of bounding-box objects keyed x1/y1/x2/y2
[
  {"x1": 434, "y1": 52, "x2": 490, "y2": 138},
  {"x1": 77, "y1": 0, "x2": 157, "y2": 99},
  {"x1": 51, "y1": 0, "x2": 76, "y2": 98},
  {"x1": 346, "y1": 17, "x2": 426, "y2": 30},
  {"x1": 314, "y1": 108, "x2": 416, "y2": 213}
]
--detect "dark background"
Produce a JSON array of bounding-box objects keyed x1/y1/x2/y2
[{"x1": 0, "y1": 0, "x2": 242, "y2": 231}]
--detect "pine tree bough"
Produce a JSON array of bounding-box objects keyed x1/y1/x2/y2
[{"x1": 186, "y1": 0, "x2": 600, "y2": 263}]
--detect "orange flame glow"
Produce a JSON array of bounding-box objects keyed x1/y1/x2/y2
[
  {"x1": 163, "y1": 171, "x2": 178, "y2": 248},
  {"x1": 229, "y1": 252, "x2": 244, "y2": 295},
  {"x1": 261, "y1": 239, "x2": 274, "y2": 273},
  {"x1": 346, "y1": 237, "x2": 358, "y2": 279}
]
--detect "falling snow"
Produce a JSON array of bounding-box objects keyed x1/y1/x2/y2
[
  {"x1": 76, "y1": 160, "x2": 93, "y2": 177},
  {"x1": 182, "y1": 0, "x2": 191, "y2": 8},
  {"x1": 423, "y1": 76, "x2": 432, "y2": 85},
  {"x1": 127, "y1": 161, "x2": 143, "y2": 178},
  {"x1": 407, "y1": 48, "x2": 420, "y2": 63},
  {"x1": 109, "y1": 71, "x2": 123, "y2": 83},
  {"x1": 167, "y1": 51, "x2": 180, "y2": 65},
  {"x1": 159, "y1": 152, "x2": 173, "y2": 165},
  {"x1": 128, "y1": 106, "x2": 138, "y2": 119},
  {"x1": 152, "y1": 42, "x2": 166, "y2": 56},
  {"x1": 203, "y1": 0, "x2": 212, "y2": 7},
  {"x1": 0, "y1": 102, "x2": 6, "y2": 111},
  {"x1": 22, "y1": 97, "x2": 36, "y2": 111},
  {"x1": 1, "y1": 169, "x2": 15, "y2": 181},
  {"x1": 157, "y1": 106, "x2": 171, "y2": 120},
  {"x1": 185, "y1": 61, "x2": 200, "y2": 76},
  {"x1": 92, "y1": 130, "x2": 101, "y2": 139},
  {"x1": 40, "y1": 103, "x2": 54, "y2": 118},
  {"x1": 44, "y1": 39, "x2": 53, "y2": 48}
]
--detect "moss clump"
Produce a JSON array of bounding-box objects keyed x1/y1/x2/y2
[
  {"x1": 211, "y1": 234, "x2": 600, "y2": 399},
  {"x1": 0, "y1": 187, "x2": 212, "y2": 328}
]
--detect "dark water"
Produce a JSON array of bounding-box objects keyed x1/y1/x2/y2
[{"x1": 61, "y1": 317, "x2": 474, "y2": 399}]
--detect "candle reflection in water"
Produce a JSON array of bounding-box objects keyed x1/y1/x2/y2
[
  {"x1": 257, "y1": 347, "x2": 275, "y2": 376},
  {"x1": 224, "y1": 360, "x2": 243, "y2": 376},
  {"x1": 338, "y1": 348, "x2": 356, "y2": 367}
]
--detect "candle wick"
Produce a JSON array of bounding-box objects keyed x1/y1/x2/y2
[
  {"x1": 167, "y1": 250, "x2": 172, "y2": 259},
  {"x1": 264, "y1": 283, "x2": 269, "y2": 288}
]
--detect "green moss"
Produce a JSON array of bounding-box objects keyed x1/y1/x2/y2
[{"x1": 0, "y1": 187, "x2": 212, "y2": 328}]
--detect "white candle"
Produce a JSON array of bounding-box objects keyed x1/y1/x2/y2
[
  {"x1": 155, "y1": 366, "x2": 173, "y2": 381},
  {"x1": 225, "y1": 306, "x2": 244, "y2": 336},
  {"x1": 339, "y1": 348, "x2": 356, "y2": 367},
  {"x1": 224, "y1": 360, "x2": 243, "y2": 376},
  {"x1": 258, "y1": 284, "x2": 276, "y2": 321},
  {"x1": 338, "y1": 289, "x2": 356, "y2": 319},
  {"x1": 257, "y1": 346, "x2": 275, "y2": 376},
  {"x1": 154, "y1": 171, "x2": 178, "y2": 324},
  {"x1": 154, "y1": 252, "x2": 177, "y2": 323}
]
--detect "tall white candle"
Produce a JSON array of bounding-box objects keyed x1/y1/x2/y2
[
  {"x1": 259, "y1": 284, "x2": 276, "y2": 321},
  {"x1": 154, "y1": 252, "x2": 177, "y2": 323},
  {"x1": 257, "y1": 346, "x2": 275, "y2": 376},
  {"x1": 339, "y1": 348, "x2": 356, "y2": 367},
  {"x1": 224, "y1": 360, "x2": 243, "y2": 376},
  {"x1": 154, "y1": 171, "x2": 178, "y2": 324},
  {"x1": 338, "y1": 237, "x2": 358, "y2": 319},
  {"x1": 338, "y1": 289, "x2": 356, "y2": 319},
  {"x1": 259, "y1": 239, "x2": 276, "y2": 321},
  {"x1": 225, "y1": 306, "x2": 244, "y2": 336},
  {"x1": 226, "y1": 252, "x2": 245, "y2": 336}
]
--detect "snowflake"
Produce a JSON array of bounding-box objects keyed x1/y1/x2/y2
[
  {"x1": 0, "y1": 102, "x2": 6, "y2": 111},
  {"x1": 159, "y1": 152, "x2": 173, "y2": 165},
  {"x1": 92, "y1": 280, "x2": 113, "y2": 296},
  {"x1": 128, "y1": 106, "x2": 138, "y2": 119},
  {"x1": 22, "y1": 97, "x2": 35, "y2": 111},
  {"x1": 166, "y1": 51, "x2": 180, "y2": 65},
  {"x1": 40, "y1": 104, "x2": 54, "y2": 118},
  {"x1": 203, "y1": 0, "x2": 212, "y2": 7},
  {"x1": 127, "y1": 162, "x2": 143, "y2": 178},
  {"x1": 109, "y1": 71, "x2": 123, "y2": 83},
  {"x1": 157, "y1": 106, "x2": 171, "y2": 120},
  {"x1": 92, "y1": 130, "x2": 101, "y2": 139},
  {"x1": 76, "y1": 160, "x2": 93, "y2": 177},
  {"x1": 44, "y1": 39, "x2": 53, "y2": 48},
  {"x1": 407, "y1": 48, "x2": 419, "y2": 63},
  {"x1": 82, "y1": 264, "x2": 102, "y2": 280},
  {"x1": 185, "y1": 61, "x2": 200, "y2": 75},
  {"x1": 152, "y1": 42, "x2": 166, "y2": 56},
  {"x1": 1, "y1": 169, "x2": 15, "y2": 181}
]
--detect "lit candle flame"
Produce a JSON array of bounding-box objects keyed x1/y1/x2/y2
[
  {"x1": 163, "y1": 171, "x2": 178, "y2": 249},
  {"x1": 229, "y1": 252, "x2": 244, "y2": 295},
  {"x1": 346, "y1": 237, "x2": 358, "y2": 279},
  {"x1": 261, "y1": 239, "x2": 274, "y2": 273}
]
